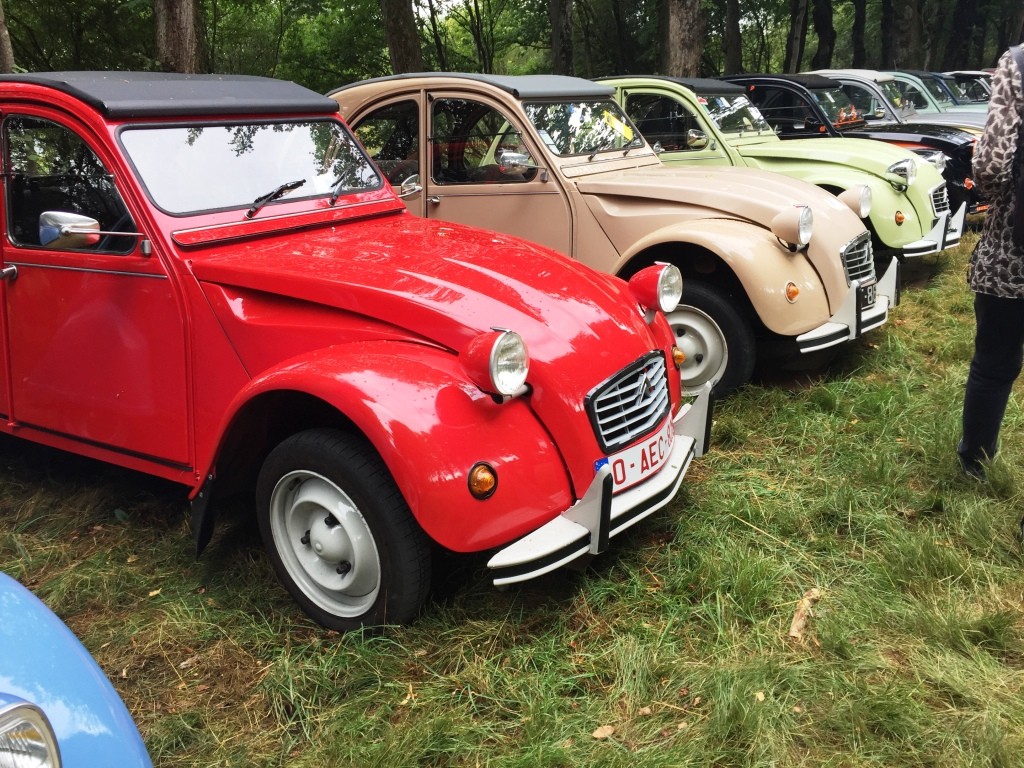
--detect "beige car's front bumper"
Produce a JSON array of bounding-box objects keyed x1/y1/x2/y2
[{"x1": 795, "y1": 255, "x2": 900, "y2": 353}]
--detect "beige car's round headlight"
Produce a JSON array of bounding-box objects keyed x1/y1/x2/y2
[{"x1": 770, "y1": 205, "x2": 814, "y2": 250}]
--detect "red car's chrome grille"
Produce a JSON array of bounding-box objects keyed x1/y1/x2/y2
[{"x1": 587, "y1": 352, "x2": 671, "y2": 453}]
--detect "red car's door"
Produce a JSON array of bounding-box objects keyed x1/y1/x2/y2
[{"x1": 0, "y1": 112, "x2": 190, "y2": 465}]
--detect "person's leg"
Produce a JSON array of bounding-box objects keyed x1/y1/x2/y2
[{"x1": 960, "y1": 292, "x2": 1024, "y2": 473}]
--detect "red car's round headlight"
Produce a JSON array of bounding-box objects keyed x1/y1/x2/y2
[
  {"x1": 460, "y1": 329, "x2": 530, "y2": 397},
  {"x1": 629, "y1": 264, "x2": 683, "y2": 314}
]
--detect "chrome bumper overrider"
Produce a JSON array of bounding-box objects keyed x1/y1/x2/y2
[
  {"x1": 486, "y1": 382, "x2": 714, "y2": 586},
  {"x1": 796, "y1": 256, "x2": 900, "y2": 354},
  {"x1": 901, "y1": 201, "x2": 967, "y2": 257}
]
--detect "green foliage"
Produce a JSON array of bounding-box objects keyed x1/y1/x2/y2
[
  {"x1": 7, "y1": 0, "x2": 156, "y2": 71},
  {"x1": 2, "y1": 0, "x2": 1014, "y2": 84}
]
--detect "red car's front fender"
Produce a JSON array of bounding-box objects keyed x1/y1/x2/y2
[{"x1": 212, "y1": 341, "x2": 574, "y2": 552}]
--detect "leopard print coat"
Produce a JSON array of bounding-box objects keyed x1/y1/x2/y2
[{"x1": 968, "y1": 48, "x2": 1024, "y2": 298}]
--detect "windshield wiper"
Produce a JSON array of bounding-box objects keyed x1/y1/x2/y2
[
  {"x1": 589, "y1": 139, "x2": 640, "y2": 161},
  {"x1": 245, "y1": 179, "x2": 306, "y2": 219},
  {"x1": 328, "y1": 176, "x2": 352, "y2": 206}
]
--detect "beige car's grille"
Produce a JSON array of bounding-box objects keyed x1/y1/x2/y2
[
  {"x1": 931, "y1": 183, "x2": 951, "y2": 215},
  {"x1": 842, "y1": 231, "x2": 876, "y2": 308},
  {"x1": 588, "y1": 352, "x2": 671, "y2": 453}
]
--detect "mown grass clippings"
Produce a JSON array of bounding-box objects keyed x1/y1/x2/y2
[{"x1": 6, "y1": 232, "x2": 1024, "y2": 766}]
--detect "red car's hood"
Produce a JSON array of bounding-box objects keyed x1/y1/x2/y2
[{"x1": 189, "y1": 213, "x2": 657, "y2": 370}]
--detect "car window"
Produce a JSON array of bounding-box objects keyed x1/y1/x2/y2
[
  {"x1": 625, "y1": 93, "x2": 698, "y2": 151},
  {"x1": 699, "y1": 93, "x2": 772, "y2": 133},
  {"x1": 4, "y1": 116, "x2": 135, "y2": 253},
  {"x1": 119, "y1": 120, "x2": 380, "y2": 215},
  {"x1": 921, "y1": 77, "x2": 955, "y2": 107},
  {"x1": 353, "y1": 100, "x2": 420, "y2": 185},
  {"x1": 896, "y1": 82, "x2": 930, "y2": 110},
  {"x1": 842, "y1": 83, "x2": 879, "y2": 120},
  {"x1": 522, "y1": 99, "x2": 642, "y2": 156},
  {"x1": 808, "y1": 87, "x2": 862, "y2": 126},
  {"x1": 430, "y1": 98, "x2": 535, "y2": 184},
  {"x1": 745, "y1": 86, "x2": 823, "y2": 135}
]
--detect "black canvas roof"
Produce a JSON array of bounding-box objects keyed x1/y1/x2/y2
[
  {"x1": 595, "y1": 75, "x2": 744, "y2": 95},
  {"x1": 898, "y1": 69, "x2": 953, "y2": 81},
  {"x1": 0, "y1": 71, "x2": 340, "y2": 119},
  {"x1": 723, "y1": 73, "x2": 843, "y2": 90},
  {"x1": 330, "y1": 72, "x2": 613, "y2": 100}
]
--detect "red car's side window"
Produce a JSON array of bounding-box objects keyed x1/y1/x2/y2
[{"x1": 4, "y1": 116, "x2": 135, "y2": 254}]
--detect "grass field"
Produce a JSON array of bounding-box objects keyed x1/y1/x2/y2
[{"x1": 4, "y1": 231, "x2": 1024, "y2": 767}]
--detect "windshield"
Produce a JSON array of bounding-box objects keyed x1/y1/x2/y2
[
  {"x1": 119, "y1": 120, "x2": 381, "y2": 215},
  {"x1": 810, "y1": 87, "x2": 864, "y2": 127},
  {"x1": 938, "y1": 76, "x2": 970, "y2": 103},
  {"x1": 879, "y1": 80, "x2": 914, "y2": 114},
  {"x1": 522, "y1": 100, "x2": 643, "y2": 157},
  {"x1": 920, "y1": 77, "x2": 955, "y2": 107},
  {"x1": 698, "y1": 93, "x2": 772, "y2": 133}
]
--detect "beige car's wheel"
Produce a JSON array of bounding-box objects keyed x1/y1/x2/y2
[{"x1": 669, "y1": 281, "x2": 756, "y2": 397}]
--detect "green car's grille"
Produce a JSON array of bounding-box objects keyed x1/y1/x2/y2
[{"x1": 931, "y1": 183, "x2": 951, "y2": 215}]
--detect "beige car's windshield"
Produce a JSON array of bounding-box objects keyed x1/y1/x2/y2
[
  {"x1": 523, "y1": 100, "x2": 644, "y2": 157},
  {"x1": 699, "y1": 93, "x2": 772, "y2": 134}
]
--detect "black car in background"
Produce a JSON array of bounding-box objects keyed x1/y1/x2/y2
[{"x1": 722, "y1": 73, "x2": 984, "y2": 216}]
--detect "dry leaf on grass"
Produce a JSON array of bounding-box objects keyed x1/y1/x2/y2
[
  {"x1": 399, "y1": 683, "x2": 417, "y2": 706},
  {"x1": 592, "y1": 725, "x2": 615, "y2": 740},
  {"x1": 788, "y1": 587, "x2": 822, "y2": 640}
]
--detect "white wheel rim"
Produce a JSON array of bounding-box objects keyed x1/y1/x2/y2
[
  {"x1": 669, "y1": 305, "x2": 729, "y2": 395},
  {"x1": 269, "y1": 470, "x2": 381, "y2": 618}
]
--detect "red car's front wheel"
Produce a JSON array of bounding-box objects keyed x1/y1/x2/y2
[{"x1": 257, "y1": 429, "x2": 432, "y2": 632}]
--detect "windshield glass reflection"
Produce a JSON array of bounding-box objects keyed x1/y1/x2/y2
[
  {"x1": 523, "y1": 101, "x2": 643, "y2": 156},
  {"x1": 120, "y1": 120, "x2": 381, "y2": 215}
]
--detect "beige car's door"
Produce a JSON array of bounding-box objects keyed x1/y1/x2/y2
[{"x1": 420, "y1": 92, "x2": 574, "y2": 256}]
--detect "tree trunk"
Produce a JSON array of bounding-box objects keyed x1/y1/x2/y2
[
  {"x1": 661, "y1": 0, "x2": 703, "y2": 77},
  {"x1": 783, "y1": 0, "x2": 809, "y2": 73},
  {"x1": 154, "y1": 0, "x2": 202, "y2": 73},
  {"x1": 550, "y1": 0, "x2": 573, "y2": 75},
  {"x1": 879, "y1": 0, "x2": 892, "y2": 67},
  {"x1": 890, "y1": 0, "x2": 921, "y2": 68},
  {"x1": 425, "y1": 0, "x2": 449, "y2": 70},
  {"x1": 850, "y1": 0, "x2": 867, "y2": 67},
  {"x1": 995, "y1": 1, "x2": 1024, "y2": 65},
  {"x1": 611, "y1": 0, "x2": 635, "y2": 74},
  {"x1": 809, "y1": 0, "x2": 835, "y2": 69},
  {"x1": 380, "y1": 0, "x2": 424, "y2": 73},
  {"x1": 0, "y1": 0, "x2": 14, "y2": 73},
  {"x1": 723, "y1": 0, "x2": 742, "y2": 74},
  {"x1": 939, "y1": 0, "x2": 974, "y2": 71}
]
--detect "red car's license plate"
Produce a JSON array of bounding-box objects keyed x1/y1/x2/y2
[{"x1": 601, "y1": 418, "x2": 675, "y2": 491}]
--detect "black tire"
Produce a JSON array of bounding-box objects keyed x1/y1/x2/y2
[
  {"x1": 256, "y1": 428, "x2": 431, "y2": 632},
  {"x1": 668, "y1": 280, "x2": 756, "y2": 397}
]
